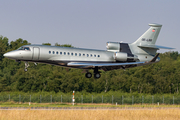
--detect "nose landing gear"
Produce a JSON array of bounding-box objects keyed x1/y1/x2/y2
[
  {"x1": 24, "y1": 62, "x2": 29, "y2": 72},
  {"x1": 24, "y1": 62, "x2": 37, "y2": 72}
]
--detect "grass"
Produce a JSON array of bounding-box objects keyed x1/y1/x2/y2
[
  {"x1": 0, "y1": 109, "x2": 180, "y2": 120},
  {"x1": 0, "y1": 103, "x2": 180, "y2": 120}
]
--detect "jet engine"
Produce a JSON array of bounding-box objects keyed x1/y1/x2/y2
[
  {"x1": 114, "y1": 52, "x2": 138, "y2": 62},
  {"x1": 106, "y1": 42, "x2": 120, "y2": 51}
]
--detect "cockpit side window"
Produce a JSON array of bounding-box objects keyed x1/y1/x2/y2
[
  {"x1": 18, "y1": 47, "x2": 30, "y2": 51},
  {"x1": 18, "y1": 47, "x2": 24, "y2": 50},
  {"x1": 24, "y1": 47, "x2": 30, "y2": 51}
]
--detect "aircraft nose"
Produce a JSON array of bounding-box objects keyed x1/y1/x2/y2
[
  {"x1": 3, "y1": 52, "x2": 16, "y2": 58},
  {"x1": 3, "y1": 52, "x2": 9, "y2": 57}
]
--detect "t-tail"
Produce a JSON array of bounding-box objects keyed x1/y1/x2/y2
[{"x1": 130, "y1": 23, "x2": 174, "y2": 62}]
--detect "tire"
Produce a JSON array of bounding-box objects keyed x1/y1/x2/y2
[
  {"x1": 85, "y1": 72, "x2": 92, "y2": 78},
  {"x1": 94, "y1": 73, "x2": 101, "y2": 79}
]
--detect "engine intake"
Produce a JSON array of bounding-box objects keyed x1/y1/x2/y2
[
  {"x1": 106, "y1": 42, "x2": 120, "y2": 50},
  {"x1": 106, "y1": 42, "x2": 132, "y2": 54}
]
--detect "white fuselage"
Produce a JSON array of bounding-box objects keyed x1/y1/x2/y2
[{"x1": 4, "y1": 45, "x2": 118, "y2": 66}]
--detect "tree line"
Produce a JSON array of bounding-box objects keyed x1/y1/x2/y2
[{"x1": 0, "y1": 36, "x2": 179, "y2": 94}]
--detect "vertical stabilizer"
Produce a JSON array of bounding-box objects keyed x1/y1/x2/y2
[
  {"x1": 130, "y1": 23, "x2": 162, "y2": 56},
  {"x1": 129, "y1": 23, "x2": 163, "y2": 62},
  {"x1": 132, "y1": 23, "x2": 162, "y2": 46}
]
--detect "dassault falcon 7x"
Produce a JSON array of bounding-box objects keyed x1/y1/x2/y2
[{"x1": 4, "y1": 23, "x2": 173, "y2": 79}]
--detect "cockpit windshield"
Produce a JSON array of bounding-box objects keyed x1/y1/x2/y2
[{"x1": 18, "y1": 47, "x2": 30, "y2": 51}]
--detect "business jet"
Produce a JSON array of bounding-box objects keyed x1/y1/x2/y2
[{"x1": 3, "y1": 23, "x2": 173, "y2": 79}]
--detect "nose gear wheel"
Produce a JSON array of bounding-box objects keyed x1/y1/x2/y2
[{"x1": 24, "y1": 62, "x2": 29, "y2": 72}]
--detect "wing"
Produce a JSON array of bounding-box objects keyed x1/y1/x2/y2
[
  {"x1": 67, "y1": 61, "x2": 144, "y2": 67},
  {"x1": 67, "y1": 61, "x2": 145, "y2": 71},
  {"x1": 67, "y1": 53, "x2": 160, "y2": 71}
]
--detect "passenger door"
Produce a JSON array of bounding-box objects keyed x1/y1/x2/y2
[{"x1": 33, "y1": 47, "x2": 40, "y2": 60}]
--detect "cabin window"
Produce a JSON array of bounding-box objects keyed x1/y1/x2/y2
[
  {"x1": 68, "y1": 52, "x2": 70, "y2": 55},
  {"x1": 75, "y1": 53, "x2": 77, "y2": 56},
  {"x1": 49, "y1": 51, "x2": 51, "y2": 54},
  {"x1": 90, "y1": 54, "x2": 92, "y2": 57},
  {"x1": 64, "y1": 52, "x2": 66, "y2": 55},
  {"x1": 79, "y1": 53, "x2": 81, "y2": 56},
  {"x1": 56, "y1": 51, "x2": 58, "y2": 54},
  {"x1": 87, "y1": 54, "x2": 89, "y2": 57},
  {"x1": 60, "y1": 52, "x2": 62, "y2": 55},
  {"x1": 94, "y1": 55, "x2": 96, "y2": 57},
  {"x1": 83, "y1": 54, "x2": 85, "y2": 56},
  {"x1": 53, "y1": 51, "x2": 55, "y2": 54},
  {"x1": 71, "y1": 53, "x2": 73, "y2": 56},
  {"x1": 98, "y1": 55, "x2": 100, "y2": 57}
]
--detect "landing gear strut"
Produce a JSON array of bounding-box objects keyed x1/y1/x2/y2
[{"x1": 24, "y1": 62, "x2": 29, "y2": 72}]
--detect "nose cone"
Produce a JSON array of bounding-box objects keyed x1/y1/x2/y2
[
  {"x1": 3, "y1": 52, "x2": 11, "y2": 58},
  {"x1": 3, "y1": 51, "x2": 18, "y2": 59}
]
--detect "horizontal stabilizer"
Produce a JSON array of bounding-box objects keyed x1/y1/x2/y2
[{"x1": 138, "y1": 45, "x2": 174, "y2": 49}]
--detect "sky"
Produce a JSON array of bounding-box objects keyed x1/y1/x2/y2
[{"x1": 0, "y1": 0, "x2": 180, "y2": 53}]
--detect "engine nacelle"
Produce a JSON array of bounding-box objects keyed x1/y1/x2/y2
[
  {"x1": 114, "y1": 52, "x2": 138, "y2": 62},
  {"x1": 106, "y1": 42, "x2": 120, "y2": 51}
]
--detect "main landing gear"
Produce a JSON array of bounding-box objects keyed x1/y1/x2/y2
[
  {"x1": 85, "y1": 72, "x2": 92, "y2": 78},
  {"x1": 94, "y1": 72, "x2": 101, "y2": 79},
  {"x1": 85, "y1": 66, "x2": 101, "y2": 79}
]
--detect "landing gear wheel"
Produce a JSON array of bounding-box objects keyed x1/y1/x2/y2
[
  {"x1": 94, "y1": 73, "x2": 101, "y2": 79},
  {"x1": 85, "y1": 72, "x2": 92, "y2": 78},
  {"x1": 24, "y1": 62, "x2": 29, "y2": 72},
  {"x1": 93, "y1": 66, "x2": 101, "y2": 79}
]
